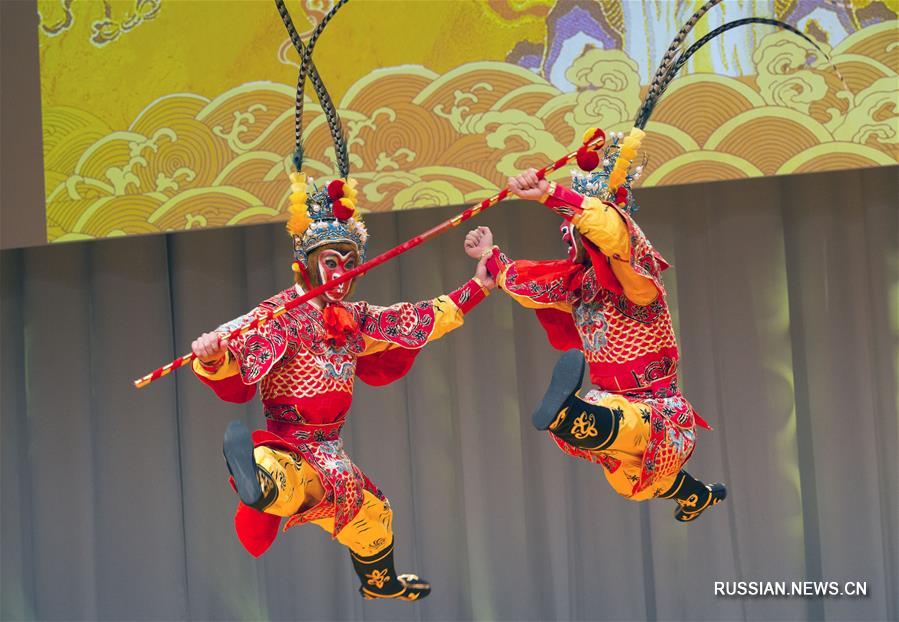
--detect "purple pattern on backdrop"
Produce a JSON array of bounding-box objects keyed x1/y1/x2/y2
[
  {"x1": 543, "y1": 4, "x2": 618, "y2": 82},
  {"x1": 506, "y1": 0, "x2": 890, "y2": 82},
  {"x1": 506, "y1": 40, "x2": 544, "y2": 71},
  {"x1": 518, "y1": 55, "x2": 542, "y2": 71},
  {"x1": 780, "y1": 0, "x2": 862, "y2": 34}
]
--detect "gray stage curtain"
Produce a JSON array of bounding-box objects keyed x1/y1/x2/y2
[{"x1": 2, "y1": 167, "x2": 896, "y2": 622}]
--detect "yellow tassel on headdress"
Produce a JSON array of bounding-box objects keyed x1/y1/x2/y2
[
  {"x1": 619, "y1": 145, "x2": 637, "y2": 160},
  {"x1": 607, "y1": 127, "x2": 645, "y2": 193},
  {"x1": 285, "y1": 172, "x2": 310, "y2": 237},
  {"x1": 346, "y1": 179, "x2": 361, "y2": 223},
  {"x1": 608, "y1": 169, "x2": 628, "y2": 189},
  {"x1": 344, "y1": 177, "x2": 359, "y2": 203}
]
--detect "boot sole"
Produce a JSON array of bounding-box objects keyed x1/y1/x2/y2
[
  {"x1": 532, "y1": 349, "x2": 586, "y2": 430},
  {"x1": 223, "y1": 420, "x2": 262, "y2": 507}
]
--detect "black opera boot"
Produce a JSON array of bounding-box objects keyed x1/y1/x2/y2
[
  {"x1": 533, "y1": 349, "x2": 620, "y2": 451},
  {"x1": 223, "y1": 420, "x2": 277, "y2": 511},
  {"x1": 661, "y1": 470, "x2": 727, "y2": 523},
  {"x1": 350, "y1": 542, "x2": 431, "y2": 601}
]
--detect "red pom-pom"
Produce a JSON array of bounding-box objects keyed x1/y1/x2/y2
[
  {"x1": 332, "y1": 198, "x2": 355, "y2": 220},
  {"x1": 323, "y1": 304, "x2": 358, "y2": 347},
  {"x1": 327, "y1": 179, "x2": 345, "y2": 201},
  {"x1": 576, "y1": 148, "x2": 600, "y2": 172},
  {"x1": 615, "y1": 186, "x2": 628, "y2": 206}
]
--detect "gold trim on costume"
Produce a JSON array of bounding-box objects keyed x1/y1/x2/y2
[
  {"x1": 365, "y1": 568, "x2": 391, "y2": 589},
  {"x1": 660, "y1": 472, "x2": 686, "y2": 499},
  {"x1": 677, "y1": 490, "x2": 715, "y2": 521},
  {"x1": 192, "y1": 352, "x2": 239, "y2": 380},
  {"x1": 549, "y1": 407, "x2": 568, "y2": 431},
  {"x1": 350, "y1": 543, "x2": 394, "y2": 565},
  {"x1": 538, "y1": 182, "x2": 557, "y2": 204},
  {"x1": 471, "y1": 277, "x2": 492, "y2": 296},
  {"x1": 591, "y1": 409, "x2": 620, "y2": 451},
  {"x1": 571, "y1": 412, "x2": 599, "y2": 440},
  {"x1": 361, "y1": 586, "x2": 407, "y2": 599}
]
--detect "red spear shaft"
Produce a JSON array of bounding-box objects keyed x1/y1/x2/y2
[{"x1": 133, "y1": 129, "x2": 606, "y2": 389}]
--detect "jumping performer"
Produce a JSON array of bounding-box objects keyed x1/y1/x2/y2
[
  {"x1": 191, "y1": 2, "x2": 492, "y2": 600},
  {"x1": 464, "y1": 5, "x2": 830, "y2": 521}
]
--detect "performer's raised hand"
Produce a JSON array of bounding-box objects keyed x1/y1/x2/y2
[
  {"x1": 464, "y1": 226, "x2": 494, "y2": 259},
  {"x1": 508, "y1": 168, "x2": 550, "y2": 202},
  {"x1": 192, "y1": 332, "x2": 228, "y2": 363}
]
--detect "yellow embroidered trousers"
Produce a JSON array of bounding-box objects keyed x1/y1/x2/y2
[
  {"x1": 583, "y1": 393, "x2": 680, "y2": 502},
  {"x1": 253, "y1": 446, "x2": 394, "y2": 557}
]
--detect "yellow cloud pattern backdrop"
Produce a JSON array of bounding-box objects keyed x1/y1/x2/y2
[{"x1": 38, "y1": 0, "x2": 898, "y2": 242}]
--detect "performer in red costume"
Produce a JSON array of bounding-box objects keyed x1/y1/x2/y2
[
  {"x1": 463, "y1": 5, "x2": 827, "y2": 522},
  {"x1": 193, "y1": 174, "x2": 492, "y2": 604},
  {"x1": 189, "y1": 3, "x2": 493, "y2": 600},
  {"x1": 194, "y1": 199, "x2": 491, "y2": 599},
  {"x1": 464, "y1": 167, "x2": 724, "y2": 520}
]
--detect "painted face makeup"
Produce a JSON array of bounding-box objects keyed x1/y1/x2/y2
[
  {"x1": 560, "y1": 221, "x2": 584, "y2": 264},
  {"x1": 317, "y1": 248, "x2": 358, "y2": 302}
]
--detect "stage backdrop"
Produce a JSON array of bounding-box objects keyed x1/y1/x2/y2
[
  {"x1": 2, "y1": 166, "x2": 896, "y2": 622},
  {"x1": 36, "y1": 0, "x2": 898, "y2": 242}
]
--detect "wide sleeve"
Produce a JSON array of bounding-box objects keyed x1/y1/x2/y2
[
  {"x1": 354, "y1": 278, "x2": 490, "y2": 357},
  {"x1": 350, "y1": 278, "x2": 490, "y2": 386},
  {"x1": 482, "y1": 247, "x2": 583, "y2": 351},
  {"x1": 484, "y1": 246, "x2": 575, "y2": 313},
  {"x1": 192, "y1": 351, "x2": 257, "y2": 404},
  {"x1": 191, "y1": 296, "x2": 292, "y2": 401}
]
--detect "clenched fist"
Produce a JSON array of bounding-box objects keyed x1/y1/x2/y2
[
  {"x1": 464, "y1": 226, "x2": 494, "y2": 259},
  {"x1": 192, "y1": 332, "x2": 228, "y2": 363},
  {"x1": 508, "y1": 168, "x2": 549, "y2": 202}
]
